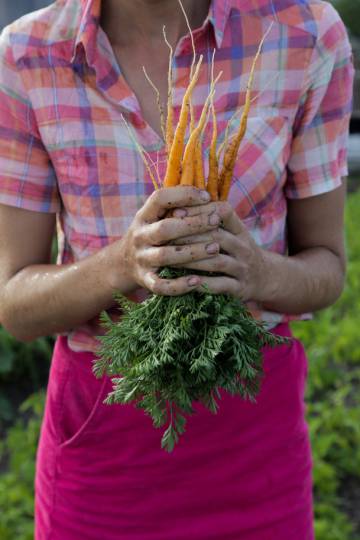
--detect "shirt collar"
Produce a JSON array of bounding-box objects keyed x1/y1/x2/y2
[
  {"x1": 71, "y1": 0, "x2": 235, "y2": 66},
  {"x1": 71, "y1": 0, "x2": 101, "y2": 66},
  {"x1": 209, "y1": 0, "x2": 233, "y2": 48}
]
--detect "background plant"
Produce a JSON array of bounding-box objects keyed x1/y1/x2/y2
[
  {"x1": 331, "y1": 0, "x2": 360, "y2": 38},
  {"x1": 0, "y1": 392, "x2": 45, "y2": 540},
  {"x1": 292, "y1": 189, "x2": 360, "y2": 540}
]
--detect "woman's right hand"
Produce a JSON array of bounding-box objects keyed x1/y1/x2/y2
[{"x1": 107, "y1": 187, "x2": 221, "y2": 296}]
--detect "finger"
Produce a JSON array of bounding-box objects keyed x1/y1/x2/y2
[
  {"x1": 139, "y1": 187, "x2": 211, "y2": 223},
  {"x1": 144, "y1": 212, "x2": 221, "y2": 245},
  {"x1": 143, "y1": 271, "x2": 202, "y2": 296},
  {"x1": 172, "y1": 202, "x2": 218, "y2": 219},
  {"x1": 195, "y1": 276, "x2": 242, "y2": 298},
  {"x1": 139, "y1": 242, "x2": 220, "y2": 267},
  {"x1": 172, "y1": 254, "x2": 239, "y2": 277},
  {"x1": 172, "y1": 232, "x2": 218, "y2": 246},
  {"x1": 173, "y1": 229, "x2": 239, "y2": 255},
  {"x1": 214, "y1": 228, "x2": 240, "y2": 254},
  {"x1": 217, "y1": 202, "x2": 245, "y2": 235}
]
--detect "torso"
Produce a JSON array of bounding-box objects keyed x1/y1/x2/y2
[{"x1": 111, "y1": 43, "x2": 169, "y2": 140}]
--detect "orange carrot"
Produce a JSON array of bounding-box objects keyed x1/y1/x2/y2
[
  {"x1": 194, "y1": 139, "x2": 205, "y2": 189},
  {"x1": 180, "y1": 71, "x2": 222, "y2": 186},
  {"x1": 207, "y1": 100, "x2": 219, "y2": 200},
  {"x1": 207, "y1": 50, "x2": 219, "y2": 201},
  {"x1": 217, "y1": 71, "x2": 279, "y2": 163},
  {"x1": 219, "y1": 24, "x2": 273, "y2": 201},
  {"x1": 163, "y1": 26, "x2": 175, "y2": 156},
  {"x1": 163, "y1": 55, "x2": 203, "y2": 187}
]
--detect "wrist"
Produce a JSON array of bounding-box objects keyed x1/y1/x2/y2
[
  {"x1": 100, "y1": 240, "x2": 138, "y2": 295},
  {"x1": 251, "y1": 248, "x2": 282, "y2": 306}
]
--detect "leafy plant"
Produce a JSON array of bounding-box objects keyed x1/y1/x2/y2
[
  {"x1": 331, "y1": 0, "x2": 360, "y2": 38},
  {"x1": 0, "y1": 328, "x2": 52, "y2": 428},
  {"x1": 292, "y1": 189, "x2": 360, "y2": 540},
  {"x1": 0, "y1": 392, "x2": 45, "y2": 540},
  {"x1": 95, "y1": 268, "x2": 287, "y2": 452}
]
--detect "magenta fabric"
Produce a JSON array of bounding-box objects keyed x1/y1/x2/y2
[{"x1": 35, "y1": 323, "x2": 314, "y2": 540}]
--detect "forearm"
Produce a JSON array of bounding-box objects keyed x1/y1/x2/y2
[
  {"x1": 258, "y1": 246, "x2": 346, "y2": 314},
  {"x1": 1, "y1": 241, "x2": 134, "y2": 342}
]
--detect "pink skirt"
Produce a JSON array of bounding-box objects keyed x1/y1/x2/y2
[{"x1": 35, "y1": 323, "x2": 314, "y2": 539}]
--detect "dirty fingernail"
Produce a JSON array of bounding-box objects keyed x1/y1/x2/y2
[
  {"x1": 209, "y1": 213, "x2": 220, "y2": 226},
  {"x1": 173, "y1": 208, "x2": 187, "y2": 218},
  {"x1": 200, "y1": 191, "x2": 211, "y2": 201},
  {"x1": 206, "y1": 242, "x2": 219, "y2": 254}
]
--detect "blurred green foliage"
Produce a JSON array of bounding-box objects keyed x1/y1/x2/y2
[
  {"x1": 331, "y1": 0, "x2": 360, "y2": 38},
  {"x1": 0, "y1": 392, "x2": 45, "y2": 540},
  {"x1": 0, "y1": 329, "x2": 52, "y2": 429},
  {"x1": 292, "y1": 189, "x2": 360, "y2": 540},
  {"x1": 0, "y1": 190, "x2": 359, "y2": 539}
]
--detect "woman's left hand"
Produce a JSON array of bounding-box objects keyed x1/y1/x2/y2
[{"x1": 171, "y1": 202, "x2": 266, "y2": 302}]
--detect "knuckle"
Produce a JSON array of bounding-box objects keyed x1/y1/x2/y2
[
  {"x1": 188, "y1": 248, "x2": 197, "y2": 261},
  {"x1": 148, "y1": 190, "x2": 168, "y2": 217},
  {"x1": 184, "y1": 236, "x2": 194, "y2": 245},
  {"x1": 135, "y1": 249, "x2": 146, "y2": 266},
  {"x1": 190, "y1": 218, "x2": 203, "y2": 234},
  {"x1": 172, "y1": 279, "x2": 187, "y2": 295},
  {"x1": 188, "y1": 186, "x2": 201, "y2": 199},
  {"x1": 211, "y1": 229, "x2": 221, "y2": 242},
  {"x1": 221, "y1": 201, "x2": 232, "y2": 214},
  {"x1": 151, "y1": 281, "x2": 164, "y2": 295},
  {"x1": 149, "y1": 189, "x2": 162, "y2": 205},
  {"x1": 150, "y1": 222, "x2": 166, "y2": 245},
  {"x1": 154, "y1": 247, "x2": 167, "y2": 265},
  {"x1": 182, "y1": 186, "x2": 203, "y2": 205},
  {"x1": 217, "y1": 256, "x2": 227, "y2": 272},
  {"x1": 132, "y1": 227, "x2": 144, "y2": 247},
  {"x1": 201, "y1": 213, "x2": 215, "y2": 230},
  {"x1": 206, "y1": 202, "x2": 218, "y2": 215}
]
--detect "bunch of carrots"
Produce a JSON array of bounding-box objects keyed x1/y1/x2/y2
[
  {"x1": 94, "y1": 4, "x2": 285, "y2": 452},
  {"x1": 132, "y1": 4, "x2": 273, "y2": 204}
]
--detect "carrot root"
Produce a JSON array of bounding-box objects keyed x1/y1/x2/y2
[
  {"x1": 163, "y1": 55, "x2": 203, "y2": 187},
  {"x1": 219, "y1": 23, "x2": 273, "y2": 200}
]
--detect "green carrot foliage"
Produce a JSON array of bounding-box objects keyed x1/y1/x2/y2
[{"x1": 94, "y1": 268, "x2": 288, "y2": 452}]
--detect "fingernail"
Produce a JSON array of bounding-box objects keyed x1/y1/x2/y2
[
  {"x1": 173, "y1": 208, "x2": 187, "y2": 218},
  {"x1": 188, "y1": 276, "x2": 200, "y2": 287},
  {"x1": 206, "y1": 242, "x2": 219, "y2": 254},
  {"x1": 200, "y1": 191, "x2": 211, "y2": 202},
  {"x1": 209, "y1": 213, "x2": 220, "y2": 226}
]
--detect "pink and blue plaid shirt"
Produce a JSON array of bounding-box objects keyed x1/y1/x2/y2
[{"x1": 0, "y1": 0, "x2": 354, "y2": 352}]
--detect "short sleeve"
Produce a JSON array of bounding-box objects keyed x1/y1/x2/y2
[
  {"x1": 285, "y1": 3, "x2": 355, "y2": 199},
  {"x1": 0, "y1": 25, "x2": 61, "y2": 213}
]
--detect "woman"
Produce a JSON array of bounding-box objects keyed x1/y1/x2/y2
[{"x1": 0, "y1": 0, "x2": 354, "y2": 538}]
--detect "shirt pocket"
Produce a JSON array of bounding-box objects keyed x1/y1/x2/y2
[
  {"x1": 217, "y1": 108, "x2": 292, "y2": 220},
  {"x1": 49, "y1": 132, "x2": 150, "y2": 237}
]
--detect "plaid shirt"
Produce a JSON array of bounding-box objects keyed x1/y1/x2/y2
[{"x1": 0, "y1": 0, "x2": 354, "y2": 352}]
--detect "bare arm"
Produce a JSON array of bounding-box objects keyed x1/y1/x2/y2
[
  {"x1": 0, "y1": 188, "x2": 220, "y2": 342},
  {"x1": 0, "y1": 205, "x2": 129, "y2": 341},
  {"x1": 171, "y1": 180, "x2": 347, "y2": 313},
  {"x1": 259, "y1": 180, "x2": 346, "y2": 313}
]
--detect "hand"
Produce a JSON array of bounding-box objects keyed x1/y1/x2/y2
[
  {"x1": 107, "y1": 187, "x2": 222, "y2": 296},
  {"x1": 171, "y1": 202, "x2": 266, "y2": 302}
]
